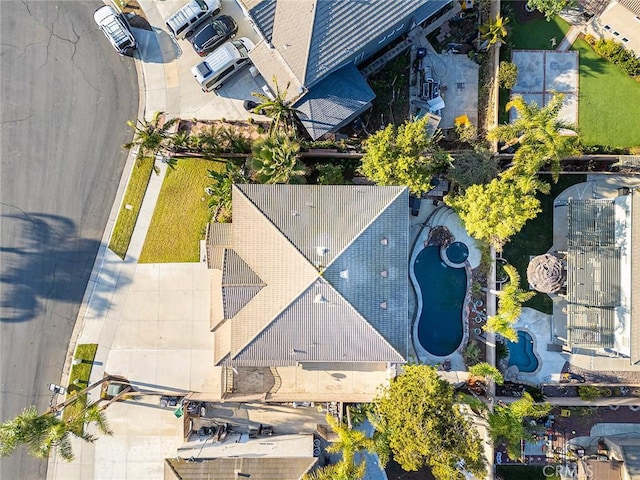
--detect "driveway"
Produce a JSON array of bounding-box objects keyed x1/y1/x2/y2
[{"x1": 0, "y1": 1, "x2": 138, "y2": 478}]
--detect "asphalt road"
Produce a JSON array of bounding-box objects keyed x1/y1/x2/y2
[{"x1": 0, "y1": 2, "x2": 138, "y2": 478}]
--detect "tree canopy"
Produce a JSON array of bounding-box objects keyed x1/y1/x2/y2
[
  {"x1": 526, "y1": 0, "x2": 577, "y2": 21},
  {"x1": 251, "y1": 77, "x2": 301, "y2": 135},
  {"x1": 449, "y1": 147, "x2": 498, "y2": 190},
  {"x1": 446, "y1": 175, "x2": 550, "y2": 251},
  {"x1": 489, "y1": 93, "x2": 578, "y2": 180},
  {"x1": 250, "y1": 133, "x2": 306, "y2": 184},
  {"x1": 0, "y1": 402, "x2": 111, "y2": 462},
  {"x1": 123, "y1": 111, "x2": 178, "y2": 160},
  {"x1": 359, "y1": 118, "x2": 450, "y2": 196},
  {"x1": 488, "y1": 393, "x2": 552, "y2": 459},
  {"x1": 205, "y1": 162, "x2": 248, "y2": 222},
  {"x1": 479, "y1": 15, "x2": 509, "y2": 49},
  {"x1": 372, "y1": 365, "x2": 485, "y2": 479}
]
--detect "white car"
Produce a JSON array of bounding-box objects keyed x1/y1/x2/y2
[{"x1": 94, "y1": 5, "x2": 137, "y2": 55}]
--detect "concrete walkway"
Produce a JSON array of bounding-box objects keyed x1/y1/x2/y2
[{"x1": 556, "y1": 25, "x2": 582, "y2": 52}]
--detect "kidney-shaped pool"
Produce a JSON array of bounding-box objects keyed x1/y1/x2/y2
[{"x1": 413, "y1": 245, "x2": 467, "y2": 356}]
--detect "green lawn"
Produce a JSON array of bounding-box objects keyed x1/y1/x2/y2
[
  {"x1": 508, "y1": 15, "x2": 571, "y2": 51},
  {"x1": 502, "y1": 174, "x2": 586, "y2": 314},
  {"x1": 63, "y1": 344, "x2": 98, "y2": 429},
  {"x1": 571, "y1": 37, "x2": 640, "y2": 148},
  {"x1": 139, "y1": 158, "x2": 224, "y2": 263},
  {"x1": 108, "y1": 157, "x2": 155, "y2": 259}
]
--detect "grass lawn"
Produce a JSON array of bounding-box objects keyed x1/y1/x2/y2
[
  {"x1": 63, "y1": 344, "x2": 98, "y2": 430},
  {"x1": 139, "y1": 158, "x2": 224, "y2": 263},
  {"x1": 502, "y1": 174, "x2": 586, "y2": 314},
  {"x1": 108, "y1": 157, "x2": 155, "y2": 259},
  {"x1": 571, "y1": 37, "x2": 640, "y2": 148},
  {"x1": 508, "y1": 15, "x2": 571, "y2": 52}
]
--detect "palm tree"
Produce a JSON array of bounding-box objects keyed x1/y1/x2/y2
[
  {"x1": 479, "y1": 15, "x2": 509, "y2": 49},
  {"x1": 251, "y1": 77, "x2": 302, "y2": 135},
  {"x1": 124, "y1": 111, "x2": 179, "y2": 160},
  {"x1": 489, "y1": 93, "x2": 578, "y2": 179},
  {"x1": 205, "y1": 162, "x2": 248, "y2": 221},
  {"x1": 303, "y1": 458, "x2": 367, "y2": 480},
  {"x1": 0, "y1": 402, "x2": 111, "y2": 462},
  {"x1": 488, "y1": 392, "x2": 551, "y2": 460},
  {"x1": 468, "y1": 362, "x2": 504, "y2": 385},
  {"x1": 250, "y1": 133, "x2": 306, "y2": 184}
]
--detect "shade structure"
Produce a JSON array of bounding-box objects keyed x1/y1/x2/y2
[{"x1": 527, "y1": 254, "x2": 566, "y2": 293}]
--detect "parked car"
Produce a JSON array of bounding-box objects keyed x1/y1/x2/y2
[
  {"x1": 165, "y1": 0, "x2": 221, "y2": 40},
  {"x1": 189, "y1": 15, "x2": 237, "y2": 56},
  {"x1": 191, "y1": 37, "x2": 254, "y2": 92},
  {"x1": 93, "y1": 5, "x2": 136, "y2": 55}
]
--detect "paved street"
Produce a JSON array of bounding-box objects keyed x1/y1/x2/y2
[{"x1": 0, "y1": 1, "x2": 138, "y2": 479}]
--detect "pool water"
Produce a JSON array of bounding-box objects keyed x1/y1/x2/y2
[
  {"x1": 446, "y1": 241, "x2": 469, "y2": 264},
  {"x1": 507, "y1": 331, "x2": 539, "y2": 373},
  {"x1": 414, "y1": 246, "x2": 466, "y2": 356}
]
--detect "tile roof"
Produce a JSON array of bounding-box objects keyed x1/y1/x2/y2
[
  {"x1": 617, "y1": 0, "x2": 640, "y2": 16},
  {"x1": 165, "y1": 457, "x2": 316, "y2": 480},
  {"x1": 294, "y1": 64, "x2": 375, "y2": 140},
  {"x1": 241, "y1": 0, "x2": 436, "y2": 88},
  {"x1": 212, "y1": 185, "x2": 409, "y2": 366}
]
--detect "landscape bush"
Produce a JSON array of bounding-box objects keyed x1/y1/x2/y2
[
  {"x1": 498, "y1": 61, "x2": 519, "y2": 89},
  {"x1": 584, "y1": 35, "x2": 640, "y2": 78}
]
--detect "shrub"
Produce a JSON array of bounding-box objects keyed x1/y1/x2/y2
[
  {"x1": 591, "y1": 37, "x2": 640, "y2": 78},
  {"x1": 496, "y1": 341, "x2": 509, "y2": 361},
  {"x1": 316, "y1": 163, "x2": 347, "y2": 185},
  {"x1": 463, "y1": 341, "x2": 482, "y2": 366},
  {"x1": 578, "y1": 385, "x2": 607, "y2": 401},
  {"x1": 498, "y1": 61, "x2": 518, "y2": 89}
]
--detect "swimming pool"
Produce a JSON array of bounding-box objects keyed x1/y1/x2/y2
[
  {"x1": 507, "y1": 331, "x2": 539, "y2": 373},
  {"x1": 414, "y1": 246, "x2": 467, "y2": 356}
]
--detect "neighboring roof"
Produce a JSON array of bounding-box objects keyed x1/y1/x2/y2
[
  {"x1": 165, "y1": 457, "x2": 316, "y2": 480},
  {"x1": 617, "y1": 0, "x2": 640, "y2": 16},
  {"x1": 294, "y1": 64, "x2": 375, "y2": 140},
  {"x1": 212, "y1": 185, "x2": 409, "y2": 366},
  {"x1": 579, "y1": 0, "x2": 611, "y2": 15},
  {"x1": 240, "y1": 0, "x2": 437, "y2": 88},
  {"x1": 207, "y1": 223, "x2": 232, "y2": 269},
  {"x1": 566, "y1": 199, "x2": 621, "y2": 350}
]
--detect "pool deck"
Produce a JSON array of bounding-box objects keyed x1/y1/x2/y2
[{"x1": 409, "y1": 203, "x2": 483, "y2": 375}]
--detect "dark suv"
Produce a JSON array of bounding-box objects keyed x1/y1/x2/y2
[{"x1": 188, "y1": 15, "x2": 238, "y2": 57}]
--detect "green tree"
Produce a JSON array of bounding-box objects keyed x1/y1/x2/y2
[
  {"x1": 303, "y1": 458, "x2": 366, "y2": 480},
  {"x1": 489, "y1": 93, "x2": 578, "y2": 179},
  {"x1": 372, "y1": 365, "x2": 486, "y2": 479},
  {"x1": 359, "y1": 118, "x2": 450, "y2": 196},
  {"x1": 123, "y1": 111, "x2": 178, "y2": 160},
  {"x1": 251, "y1": 77, "x2": 301, "y2": 135},
  {"x1": 446, "y1": 175, "x2": 550, "y2": 251},
  {"x1": 250, "y1": 133, "x2": 306, "y2": 184},
  {"x1": 526, "y1": 0, "x2": 577, "y2": 21},
  {"x1": 0, "y1": 403, "x2": 111, "y2": 462},
  {"x1": 479, "y1": 15, "x2": 509, "y2": 49},
  {"x1": 468, "y1": 363, "x2": 504, "y2": 385},
  {"x1": 488, "y1": 393, "x2": 551, "y2": 459},
  {"x1": 205, "y1": 162, "x2": 248, "y2": 222},
  {"x1": 317, "y1": 163, "x2": 347, "y2": 185},
  {"x1": 449, "y1": 147, "x2": 498, "y2": 190},
  {"x1": 485, "y1": 264, "x2": 535, "y2": 340},
  {"x1": 498, "y1": 61, "x2": 519, "y2": 89}
]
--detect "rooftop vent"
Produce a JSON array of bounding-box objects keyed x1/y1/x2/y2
[
  {"x1": 316, "y1": 246, "x2": 328, "y2": 256},
  {"x1": 381, "y1": 238, "x2": 388, "y2": 246},
  {"x1": 380, "y1": 301, "x2": 388, "y2": 309},
  {"x1": 380, "y1": 270, "x2": 388, "y2": 278},
  {"x1": 314, "y1": 294, "x2": 328, "y2": 303},
  {"x1": 306, "y1": 202, "x2": 315, "y2": 208},
  {"x1": 340, "y1": 269, "x2": 349, "y2": 280},
  {"x1": 291, "y1": 210, "x2": 299, "y2": 216}
]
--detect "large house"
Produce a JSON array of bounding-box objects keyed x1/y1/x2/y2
[
  {"x1": 581, "y1": 0, "x2": 640, "y2": 57},
  {"x1": 234, "y1": 0, "x2": 451, "y2": 139},
  {"x1": 207, "y1": 185, "x2": 409, "y2": 401}
]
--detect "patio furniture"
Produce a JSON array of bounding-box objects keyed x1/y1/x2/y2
[{"x1": 560, "y1": 409, "x2": 571, "y2": 417}]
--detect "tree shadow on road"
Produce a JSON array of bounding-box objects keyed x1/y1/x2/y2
[{"x1": 0, "y1": 211, "x2": 131, "y2": 323}]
